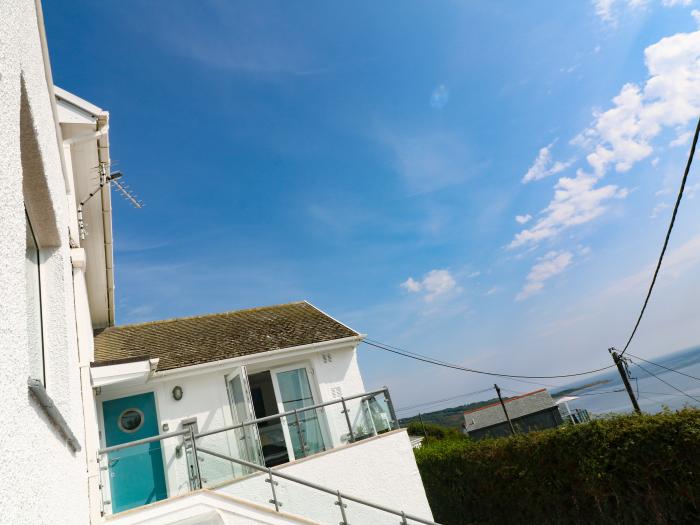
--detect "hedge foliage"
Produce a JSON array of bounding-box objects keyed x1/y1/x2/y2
[
  {"x1": 414, "y1": 409, "x2": 700, "y2": 525},
  {"x1": 407, "y1": 421, "x2": 466, "y2": 441}
]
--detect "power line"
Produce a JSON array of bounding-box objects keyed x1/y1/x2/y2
[
  {"x1": 627, "y1": 353, "x2": 700, "y2": 382},
  {"x1": 395, "y1": 388, "x2": 493, "y2": 413},
  {"x1": 620, "y1": 114, "x2": 700, "y2": 357},
  {"x1": 629, "y1": 359, "x2": 700, "y2": 404},
  {"x1": 365, "y1": 339, "x2": 561, "y2": 389},
  {"x1": 363, "y1": 339, "x2": 615, "y2": 380}
]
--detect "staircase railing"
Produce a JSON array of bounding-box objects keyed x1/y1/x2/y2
[{"x1": 196, "y1": 446, "x2": 439, "y2": 525}]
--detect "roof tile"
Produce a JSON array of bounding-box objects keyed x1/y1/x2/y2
[{"x1": 93, "y1": 301, "x2": 358, "y2": 371}]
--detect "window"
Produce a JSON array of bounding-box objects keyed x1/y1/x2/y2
[
  {"x1": 25, "y1": 211, "x2": 45, "y2": 384},
  {"x1": 118, "y1": 409, "x2": 144, "y2": 433}
]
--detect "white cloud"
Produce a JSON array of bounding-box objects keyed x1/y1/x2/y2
[
  {"x1": 522, "y1": 141, "x2": 573, "y2": 183},
  {"x1": 512, "y1": 24, "x2": 700, "y2": 248},
  {"x1": 651, "y1": 201, "x2": 669, "y2": 218},
  {"x1": 516, "y1": 251, "x2": 573, "y2": 301},
  {"x1": 593, "y1": 0, "x2": 617, "y2": 22},
  {"x1": 401, "y1": 269, "x2": 458, "y2": 301},
  {"x1": 593, "y1": 0, "x2": 648, "y2": 23},
  {"x1": 580, "y1": 28, "x2": 700, "y2": 177},
  {"x1": 669, "y1": 129, "x2": 693, "y2": 147},
  {"x1": 510, "y1": 170, "x2": 627, "y2": 248},
  {"x1": 401, "y1": 277, "x2": 423, "y2": 293},
  {"x1": 594, "y1": 0, "x2": 693, "y2": 24},
  {"x1": 515, "y1": 214, "x2": 533, "y2": 225},
  {"x1": 693, "y1": 9, "x2": 700, "y2": 23},
  {"x1": 430, "y1": 85, "x2": 449, "y2": 109},
  {"x1": 468, "y1": 271, "x2": 481, "y2": 278}
]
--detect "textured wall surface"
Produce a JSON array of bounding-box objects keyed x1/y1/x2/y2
[{"x1": 0, "y1": 1, "x2": 90, "y2": 523}]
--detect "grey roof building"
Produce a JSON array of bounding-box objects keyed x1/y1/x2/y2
[{"x1": 463, "y1": 389, "x2": 563, "y2": 440}]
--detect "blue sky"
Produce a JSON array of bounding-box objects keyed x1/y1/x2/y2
[{"x1": 45, "y1": 1, "x2": 700, "y2": 412}]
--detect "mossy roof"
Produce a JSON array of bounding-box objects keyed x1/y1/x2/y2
[{"x1": 93, "y1": 301, "x2": 358, "y2": 371}]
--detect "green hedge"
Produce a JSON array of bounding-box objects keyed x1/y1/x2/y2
[
  {"x1": 415, "y1": 409, "x2": 700, "y2": 525},
  {"x1": 407, "y1": 421, "x2": 466, "y2": 441}
]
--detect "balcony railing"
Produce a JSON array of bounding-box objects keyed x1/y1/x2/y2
[{"x1": 96, "y1": 388, "x2": 438, "y2": 523}]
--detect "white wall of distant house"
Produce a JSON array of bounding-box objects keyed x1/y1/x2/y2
[{"x1": 0, "y1": 1, "x2": 90, "y2": 522}]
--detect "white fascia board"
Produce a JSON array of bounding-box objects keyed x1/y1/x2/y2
[
  {"x1": 91, "y1": 359, "x2": 152, "y2": 388},
  {"x1": 54, "y1": 86, "x2": 104, "y2": 118},
  {"x1": 56, "y1": 98, "x2": 97, "y2": 125},
  {"x1": 150, "y1": 335, "x2": 364, "y2": 382}
]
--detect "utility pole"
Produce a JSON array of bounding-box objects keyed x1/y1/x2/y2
[
  {"x1": 418, "y1": 412, "x2": 428, "y2": 438},
  {"x1": 609, "y1": 348, "x2": 641, "y2": 414},
  {"x1": 494, "y1": 384, "x2": 516, "y2": 435}
]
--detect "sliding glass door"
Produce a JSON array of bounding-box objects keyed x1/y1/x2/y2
[{"x1": 273, "y1": 366, "x2": 326, "y2": 460}]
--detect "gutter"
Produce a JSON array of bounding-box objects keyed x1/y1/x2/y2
[
  {"x1": 96, "y1": 114, "x2": 115, "y2": 326},
  {"x1": 152, "y1": 334, "x2": 366, "y2": 380}
]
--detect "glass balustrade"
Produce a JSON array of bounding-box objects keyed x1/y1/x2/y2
[
  {"x1": 97, "y1": 431, "x2": 195, "y2": 516},
  {"x1": 95, "y1": 388, "x2": 423, "y2": 522}
]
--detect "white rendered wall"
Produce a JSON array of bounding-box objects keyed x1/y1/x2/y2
[
  {"x1": 215, "y1": 430, "x2": 434, "y2": 525},
  {"x1": 0, "y1": 1, "x2": 90, "y2": 523},
  {"x1": 309, "y1": 346, "x2": 368, "y2": 447},
  {"x1": 105, "y1": 491, "x2": 320, "y2": 525}
]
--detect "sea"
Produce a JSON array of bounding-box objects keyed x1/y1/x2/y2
[{"x1": 562, "y1": 345, "x2": 700, "y2": 416}]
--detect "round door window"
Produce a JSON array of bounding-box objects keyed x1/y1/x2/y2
[{"x1": 118, "y1": 408, "x2": 144, "y2": 433}]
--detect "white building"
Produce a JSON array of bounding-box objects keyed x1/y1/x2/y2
[{"x1": 0, "y1": 1, "x2": 435, "y2": 523}]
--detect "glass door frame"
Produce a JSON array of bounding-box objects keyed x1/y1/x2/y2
[
  {"x1": 224, "y1": 365, "x2": 264, "y2": 469},
  {"x1": 269, "y1": 362, "x2": 330, "y2": 462}
]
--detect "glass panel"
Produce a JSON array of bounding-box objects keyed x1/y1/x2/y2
[
  {"x1": 366, "y1": 395, "x2": 393, "y2": 434},
  {"x1": 276, "y1": 368, "x2": 326, "y2": 457},
  {"x1": 272, "y1": 476, "x2": 339, "y2": 524},
  {"x1": 343, "y1": 496, "x2": 403, "y2": 525},
  {"x1": 99, "y1": 434, "x2": 192, "y2": 515},
  {"x1": 25, "y1": 212, "x2": 43, "y2": 383},
  {"x1": 257, "y1": 420, "x2": 289, "y2": 467},
  {"x1": 196, "y1": 430, "x2": 241, "y2": 487}
]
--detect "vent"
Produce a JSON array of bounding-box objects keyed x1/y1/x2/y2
[{"x1": 330, "y1": 386, "x2": 342, "y2": 398}]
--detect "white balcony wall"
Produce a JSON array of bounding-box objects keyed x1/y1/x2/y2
[{"x1": 215, "y1": 430, "x2": 434, "y2": 525}]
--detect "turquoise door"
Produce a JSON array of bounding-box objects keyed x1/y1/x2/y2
[{"x1": 103, "y1": 392, "x2": 167, "y2": 513}]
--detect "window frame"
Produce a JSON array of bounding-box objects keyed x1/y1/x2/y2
[{"x1": 25, "y1": 209, "x2": 46, "y2": 386}]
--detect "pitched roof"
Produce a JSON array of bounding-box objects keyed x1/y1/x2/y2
[
  {"x1": 93, "y1": 301, "x2": 359, "y2": 371},
  {"x1": 463, "y1": 389, "x2": 556, "y2": 432}
]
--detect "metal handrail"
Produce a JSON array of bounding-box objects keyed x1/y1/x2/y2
[
  {"x1": 98, "y1": 428, "x2": 190, "y2": 454},
  {"x1": 96, "y1": 388, "x2": 397, "y2": 455},
  {"x1": 194, "y1": 387, "x2": 397, "y2": 439},
  {"x1": 197, "y1": 446, "x2": 439, "y2": 525}
]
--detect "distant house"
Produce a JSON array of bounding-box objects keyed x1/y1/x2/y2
[{"x1": 463, "y1": 389, "x2": 563, "y2": 439}]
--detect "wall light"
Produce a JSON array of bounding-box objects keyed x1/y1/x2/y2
[{"x1": 172, "y1": 385, "x2": 183, "y2": 401}]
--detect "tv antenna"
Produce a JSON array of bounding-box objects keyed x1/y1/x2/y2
[{"x1": 77, "y1": 162, "x2": 143, "y2": 239}]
